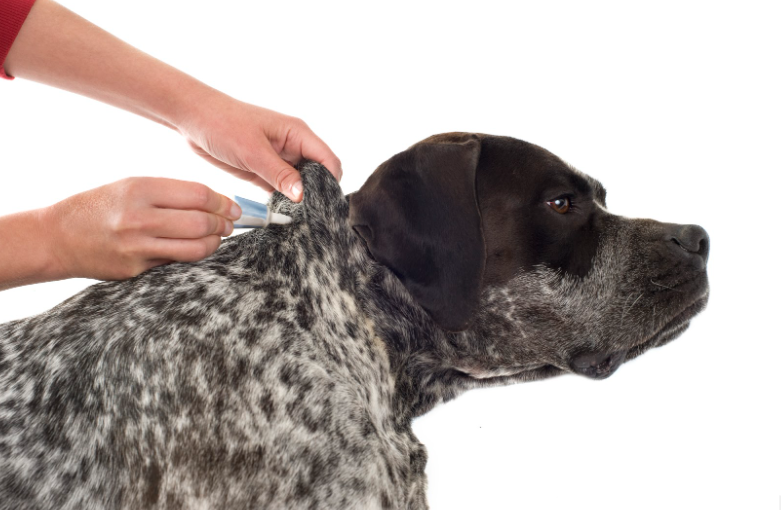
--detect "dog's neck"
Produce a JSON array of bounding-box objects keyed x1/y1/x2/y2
[{"x1": 261, "y1": 162, "x2": 543, "y2": 424}]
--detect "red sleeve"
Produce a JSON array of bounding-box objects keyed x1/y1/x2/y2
[{"x1": 1, "y1": 0, "x2": 37, "y2": 80}]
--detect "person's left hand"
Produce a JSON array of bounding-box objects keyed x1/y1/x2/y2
[
  {"x1": 41, "y1": 177, "x2": 240, "y2": 282},
  {"x1": 176, "y1": 92, "x2": 342, "y2": 203}
]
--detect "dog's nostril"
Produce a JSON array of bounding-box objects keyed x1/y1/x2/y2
[{"x1": 670, "y1": 224, "x2": 710, "y2": 264}]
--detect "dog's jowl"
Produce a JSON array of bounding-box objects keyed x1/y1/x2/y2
[{"x1": 0, "y1": 133, "x2": 709, "y2": 509}]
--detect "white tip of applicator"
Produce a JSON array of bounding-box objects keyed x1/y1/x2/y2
[{"x1": 268, "y1": 212, "x2": 293, "y2": 225}]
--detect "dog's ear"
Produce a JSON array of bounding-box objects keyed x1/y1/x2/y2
[{"x1": 349, "y1": 136, "x2": 485, "y2": 332}]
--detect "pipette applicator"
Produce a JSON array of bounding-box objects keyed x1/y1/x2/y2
[{"x1": 233, "y1": 195, "x2": 293, "y2": 228}]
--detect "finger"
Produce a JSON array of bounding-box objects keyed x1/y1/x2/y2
[
  {"x1": 151, "y1": 235, "x2": 223, "y2": 263},
  {"x1": 140, "y1": 209, "x2": 233, "y2": 239},
  {"x1": 289, "y1": 125, "x2": 342, "y2": 182},
  {"x1": 249, "y1": 139, "x2": 305, "y2": 202},
  {"x1": 143, "y1": 178, "x2": 241, "y2": 220}
]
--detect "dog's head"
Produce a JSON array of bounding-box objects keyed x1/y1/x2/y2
[{"x1": 349, "y1": 133, "x2": 709, "y2": 380}]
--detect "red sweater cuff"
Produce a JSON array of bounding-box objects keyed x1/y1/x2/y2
[{"x1": 1, "y1": 0, "x2": 37, "y2": 80}]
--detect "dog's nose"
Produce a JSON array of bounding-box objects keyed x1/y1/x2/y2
[
  {"x1": 570, "y1": 350, "x2": 627, "y2": 379},
  {"x1": 666, "y1": 224, "x2": 710, "y2": 267}
]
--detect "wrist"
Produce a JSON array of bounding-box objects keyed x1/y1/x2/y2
[
  {"x1": 167, "y1": 81, "x2": 233, "y2": 134},
  {"x1": 145, "y1": 69, "x2": 218, "y2": 131},
  {"x1": 34, "y1": 205, "x2": 73, "y2": 282},
  {"x1": 0, "y1": 207, "x2": 69, "y2": 291}
]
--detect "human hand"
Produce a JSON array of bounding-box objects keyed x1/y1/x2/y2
[
  {"x1": 42, "y1": 177, "x2": 240, "y2": 281},
  {"x1": 175, "y1": 93, "x2": 342, "y2": 202},
  {"x1": 4, "y1": 0, "x2": 341, "y2": 202}
]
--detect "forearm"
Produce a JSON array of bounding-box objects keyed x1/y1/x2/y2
[
  {"x1": 3, "y1": 0, "x2": 215, "y2": 129},
  {"x1": 0, "y1": 207, "x2": 65, "y2": 291},
  {"x1": 2, "y1": 0, "x2": 342, "y2": 202}
]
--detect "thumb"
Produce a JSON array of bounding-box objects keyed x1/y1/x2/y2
[{"x1": 251, "y1": 142, "x2": 304, "y2": 202}]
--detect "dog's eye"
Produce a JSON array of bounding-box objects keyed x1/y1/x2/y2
[{"x1": 547, "y1": 197, "x2": 571, "y2": 214}]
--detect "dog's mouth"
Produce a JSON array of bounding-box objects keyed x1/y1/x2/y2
[
  {"x1": 571, "y1": 290, "x2": 709, "y2": 380},
  {"x1": 625, "y1": 292, "x2": 709, "y2": 362}
]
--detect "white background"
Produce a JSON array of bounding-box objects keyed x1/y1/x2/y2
[{"x1": 1, "y1": 1, "x2": 779, "y2": 508}]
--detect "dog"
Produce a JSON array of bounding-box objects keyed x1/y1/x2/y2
[{"x1": 0, "y1": 133, "x2": 710, "y2": 509}]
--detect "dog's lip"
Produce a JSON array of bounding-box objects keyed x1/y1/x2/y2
[
  {"x1": 649, "y1": 270, "x2": 708, "y2": 296},
  {"x1": 568, "y1": 288, "x2": 709, "y2": 379},
  {"x1": 513, "y1": 364, "x2": 565, "y2": 382},
  {"x1": 570, "y1": 349, "x2": 628, "y2": 380},
  {"x1": 625, "y1": 291, "x2": 709, "y2": 362}
]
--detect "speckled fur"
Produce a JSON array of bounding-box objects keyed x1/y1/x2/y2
[{"x1": 0, "y1": 157, "x2": 708, "y2": 509}]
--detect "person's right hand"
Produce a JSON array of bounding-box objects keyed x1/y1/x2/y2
[
  {"x1": 176, "y1": 95, "x2": 342, "y2": 202},
  {"x1": 42, "y1": 177, "x2": 241, "y2": 281},
  {"x1": 4, "y1": 0, "x2": 342, "y2": 204}
]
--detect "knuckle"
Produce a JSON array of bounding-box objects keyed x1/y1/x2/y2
[
  {"x1": 114, "y1": 253, "x2": 142, "y2": 279},
  {"x1": 207, "y1": 235, "x2": 222, "y2": 254},
  {"x1": 120, "y1": 264, "x2": 143, "y2": 279},
  {"x1": 129, "y1": 258, "x2": 155, "y2": 278},
  {"x1": 192, "y1": 214, "x2": 216, "y2": 237},
  {"x1": 115, "y1": 244, "x2": 160, "y2": 279},
  {"x1": 119, "y1": 176, "x2": 145, "y2": 197},
  {"x1": 112, "y1": 208, "x2": 142, "y2": 233},
  {"x1": 116, "y1": 239, "x2": 139, "y2": 260},
  {"x1": 118, "y1": 176, "x2": 137, "y2": 190},
  {"x1": 190, "y1": 182, "x2": 212, "y2": 209},
  {"x1": 194, "y1": 236, "x2": 220, "y2": 260}
]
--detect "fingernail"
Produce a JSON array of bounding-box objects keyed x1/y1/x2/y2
[
  {"x1": 223, "y1": 220, "x2": 233, "y2": 237},
  {"x1": 291, "y1": 181, "x2": 303, "y2": 200},
  {"x1": 230, "y1": 202, "x2": 242, "y2": 220}
]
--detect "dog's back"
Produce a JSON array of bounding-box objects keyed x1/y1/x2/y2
[{"x1": 0, "y1": 164, "x2": 421, "y2": 509}]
